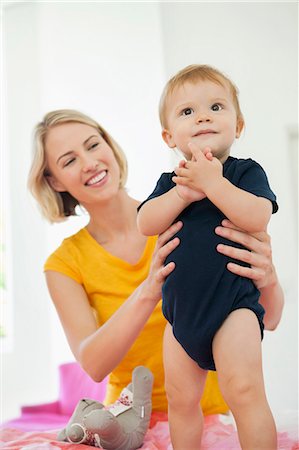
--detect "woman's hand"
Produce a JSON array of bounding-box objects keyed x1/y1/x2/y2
[
  {"x1": 215, "y1": 219, "x2": 284, "y2": 330},
  {"x1": 215, "y1": 219, "x2": 275, "y2": 289},
  {"x1": 142, "y1": 221, "x2": 182, "y2": 302}
]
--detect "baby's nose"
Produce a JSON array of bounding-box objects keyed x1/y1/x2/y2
[{"x1": 196, "y1": 112, "x2": 211, "y2": 123}]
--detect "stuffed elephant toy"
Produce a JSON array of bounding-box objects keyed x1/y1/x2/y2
[{"x1": 57, "y1": 365, "x2": 154, "y2": 449}]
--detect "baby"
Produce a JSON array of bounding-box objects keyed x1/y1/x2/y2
[{"x1": 137, "y1": 64, "x2": 278, "y2": 449}]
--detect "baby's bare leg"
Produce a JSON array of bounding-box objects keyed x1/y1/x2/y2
[
  {"x1": 213, "y1": 309, "x2": 277, "y2": 450},
  {"x1": 163, "y1": 323, "x2": 207, "y2": 449}
]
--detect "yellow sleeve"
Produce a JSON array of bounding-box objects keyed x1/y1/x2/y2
[{"x1": 44, "y1": 240, "x2": 82, "y2": 284}]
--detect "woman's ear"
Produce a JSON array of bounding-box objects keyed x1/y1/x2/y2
[
  {"x1": 162, "y1": 129, "x2": 176, "y2": 148},
  {"x1": 46, "y1": 175, "x2": 66, "y2": 192}
]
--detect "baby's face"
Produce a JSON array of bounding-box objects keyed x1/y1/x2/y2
[{"x1": 162, "y1": 80, "x2": 242, "y2": 162}]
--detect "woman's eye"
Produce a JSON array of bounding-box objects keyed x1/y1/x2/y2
[
  {"x1": 211, "y1": 103, "x2": 223, "y2": 112},
  {"x1": 88, "y1": 143, "x2": 99, "y2": 150},
  {"x1": 63, "y1": 158, "x2": 75, "y2": 167},
  {"x1": 182, "y1": 108, "x2": 194, "y2": 116}
]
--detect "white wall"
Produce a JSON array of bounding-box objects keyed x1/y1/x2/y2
[
  {"x1": 2, "y1": 1, "x2": 298, "y2": 425},
  {"x1": 160, "y1": 1, "x2": 298, "y2": 284},
  {"x1": 159, "y1": 0, "x2": 298, "y2": 419},
  {"x1": 2, "y1": 1, "x2": 54, "y2": 422},
  {"x1": 2, "y1": 1, "x2": 171, "y2": 421}
]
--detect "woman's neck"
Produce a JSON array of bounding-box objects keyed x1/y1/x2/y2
[{"x1": 85, "y1": 189, "x2": 140, "y2": 244}]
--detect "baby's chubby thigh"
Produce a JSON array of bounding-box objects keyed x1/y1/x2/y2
[
  {"x1": 163, "y1": 323, "x2": 207, "y2": 413},
  {"x1": 212, "y1": 308, "x2": 264, "y2": 407}
]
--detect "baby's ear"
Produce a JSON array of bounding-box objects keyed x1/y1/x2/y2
[
  {"x1": 236, "y1": 118, "x2": 244, "y2": 138},
  {"x1": 162, "y1": 129, "x2": 176, "y2": 149},
  {"x1": 47, "y1": 175, "x2": 66, "y2": 192}
]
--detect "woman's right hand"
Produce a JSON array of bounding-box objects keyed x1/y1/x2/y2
[
  {"x1": 142, "y1": 221, "x2": 182, "y2": 303},
  {"x1": 45, "y1": 222, "x2": 182, "y2": 382}
]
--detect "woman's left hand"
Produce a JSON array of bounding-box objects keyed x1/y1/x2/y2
[{"x1": 215, "y1": 219, "x2": 276, "y2": 289}]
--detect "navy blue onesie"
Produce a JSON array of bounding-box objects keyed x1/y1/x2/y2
[{"x1": 138, "y1": 157, "x2": 278, "y2": 371}]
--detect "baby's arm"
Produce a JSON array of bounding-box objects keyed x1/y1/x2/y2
[
  {"x1": 137, "y1": 187, "x2": 189, "y2": 236},
  {"x1": 206, "y1": 178, "x2": 272, "y2": 233},
  {"x1": 173, "y1": 144, "x2": 272, "y2": 233},
  {"x1": 138, "y1": 158, "x2": 209, "y2": 236}
]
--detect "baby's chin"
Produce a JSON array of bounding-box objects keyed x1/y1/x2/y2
[{"x1": 175, "y1": 146, "x2": 189, "y2": 159}]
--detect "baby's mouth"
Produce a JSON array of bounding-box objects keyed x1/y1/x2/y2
[{"x1": 193, "y1": 129, "x2": 216, "y2": 137}]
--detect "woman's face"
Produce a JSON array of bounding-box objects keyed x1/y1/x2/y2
[{"x1": 45, "y1": 122, "x2": 121, "y2": 206}]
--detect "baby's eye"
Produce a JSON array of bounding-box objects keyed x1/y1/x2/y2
[
  {"x1": 181, "y1": 107, "x2": 194, "y2": 116},
  {"x1": 211, "y1": 103, "x2": 223, "y2": 112}
]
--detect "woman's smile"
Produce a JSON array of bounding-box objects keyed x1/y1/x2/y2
[{"x1": 85, "y1": 170, "x2": 108, "y2": 187}]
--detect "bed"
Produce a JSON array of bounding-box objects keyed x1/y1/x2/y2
[
  {"x1": 1, "y1": 413, "x2": 298, "y2": 450},
  {"x1": 1, "y1": 363, "x2": 298, "y2": 449}
]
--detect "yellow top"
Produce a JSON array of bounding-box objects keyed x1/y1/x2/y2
[{"x1": 44, "y1": 227, "x2": 228, "y2": 415}]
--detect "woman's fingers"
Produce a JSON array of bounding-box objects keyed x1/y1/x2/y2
[
  {"x1": 216, "y1": 242, "x2": 250, "y2": 261},
  {"x1": 225, "y1": 262, "x2": 265, "y2": 283},
  {"x1": 150, "y1": 222, "x2": 181, "y2": 279},
  {"x1": 145, "y1": 223, "x2": 182, "y2": 300},
  {"x1": 218, "y1": 242, "x2": 269, "y2": 286},
  {"x1": 219, "y1": 219, "x2": 271, "y2": 242},
  {"x1": 215, "y1": 222, "x2": 271, "y2": 255},
  {"x1": 215, "y1": 220, "x2": 274, "y2": 289},
  {"x1": 157, "y1": 221, "x2": 182, "y2": 249},
  {"x1": 156, "y1": 237, "x2": 180, "y2": 268},
  {"x1": 156, "y1": 261, "x2": 176, "y2": 282}
]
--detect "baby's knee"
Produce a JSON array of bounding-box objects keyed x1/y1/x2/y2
[
  {"x1": 222, "y1": 375, "x2": 261, "y2": 409},
  {"x1": 165, "y1": 379, "x2": 201, "y2": 412}
]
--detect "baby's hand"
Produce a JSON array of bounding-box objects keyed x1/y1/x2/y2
[
  {"x1": 175, "y1": 184, "x2": 206, "y2": 203},
  {"x1": 174, "y1": 160, "x2": 206, "y2": 202},
  {"x1": 202, "y1": 147, "x2": 213, "y2": 161},
  {"x1": 190, "y1": 145, "x2": 214, "y2": 162},
  {"x1": 180, "y1": 143, "x2": 223, "y2": 193}
]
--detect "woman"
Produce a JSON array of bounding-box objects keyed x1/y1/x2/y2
[{"x1": 28, "y1": 109, "x2": 284, "y2": 424}]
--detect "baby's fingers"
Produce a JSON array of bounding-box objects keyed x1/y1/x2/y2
[
  {"x1": 174, "y1": 166, "x2": 188, "y2": 177},
  {"x1": 172, "y1": 176, "x2": 188, "y2": 186},
  {"x1": 203, "y1": 147, "x2": 213, "y2": 161}
]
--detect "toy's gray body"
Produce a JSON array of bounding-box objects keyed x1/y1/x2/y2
[{"x1": 57, "y1": 366, "x2": 154, "y2": 449}]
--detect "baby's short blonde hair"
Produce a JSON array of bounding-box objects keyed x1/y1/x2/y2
[
  {"x1": 159, "y1": 64, "x2": 244, "y2": 130},
  {"x1": 28, "y1": 109, "x2": 128, "y2": 223}
]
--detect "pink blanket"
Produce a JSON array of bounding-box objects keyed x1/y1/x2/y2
[{"x1": 1, "y1": 415, "x2": 298, "y2": 450}]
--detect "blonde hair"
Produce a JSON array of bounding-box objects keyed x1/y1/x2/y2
[
  {"x1": 28, "y1": 109, "x2": 128, "y2": 223},
  {"x1": 159, "y1": 64, "x2": 244, "y2": 130}
]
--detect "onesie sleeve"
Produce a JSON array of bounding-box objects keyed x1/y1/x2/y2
[
  {"x1": 236, "y1": 159, "x2": 278, "y2": 214},
  {"x1": 137, "y1": 172, "x2": 175, "y2": 212}
]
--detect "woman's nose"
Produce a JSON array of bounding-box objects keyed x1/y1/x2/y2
[{"x1": 82, "y1": 156, "x2": 99, "y2": 172}]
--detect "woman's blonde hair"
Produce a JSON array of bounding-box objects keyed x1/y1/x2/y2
[
  {"x1": 28, "y1": 109, "x2": 128, "y2": 223},
  {"x1": 159, "y1": 64, "x2": 244, "y2": 131}
]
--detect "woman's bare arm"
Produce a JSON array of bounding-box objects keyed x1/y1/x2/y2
[
  {"x1": 45, "y1": 221, "x2": 182, "y2": 382},
  {"x1": 215, "y1": 219, "x2": 284, "y2": 330}
]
